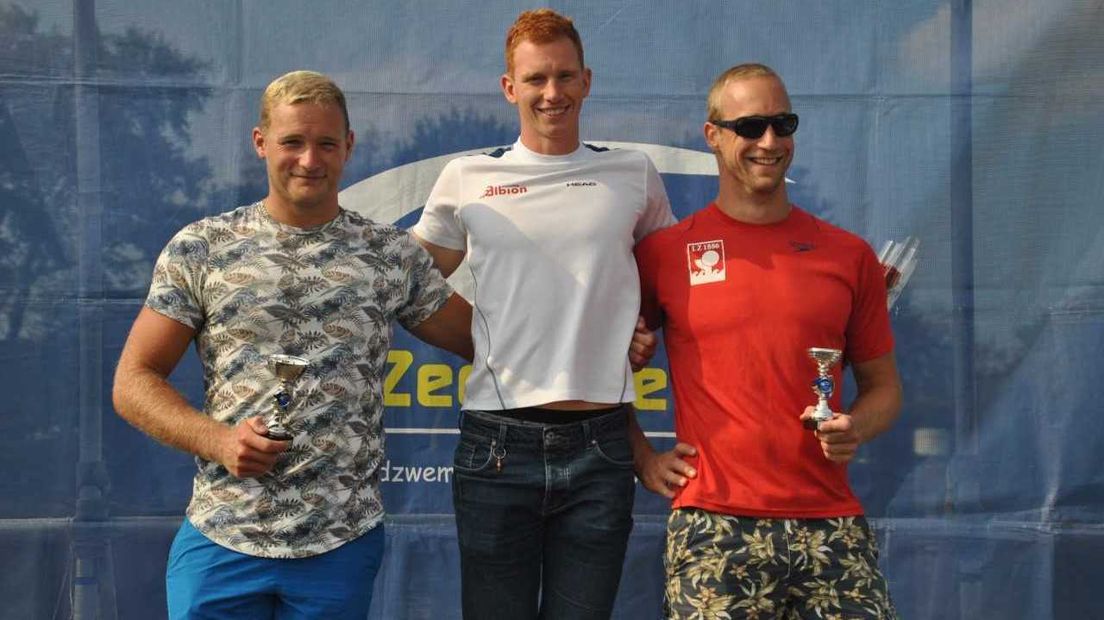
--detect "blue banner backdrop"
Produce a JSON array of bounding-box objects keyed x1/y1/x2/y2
[{"x1": 1, "y1": 1, "x2": 1102, "y2": 618}]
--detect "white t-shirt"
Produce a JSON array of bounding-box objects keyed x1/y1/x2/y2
[{"x1": 412, "y1": 140, "x2": 675, "y2": 410}]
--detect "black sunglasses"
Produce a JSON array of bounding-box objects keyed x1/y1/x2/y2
[{"x1": 711, "y1": 113, "x2": 799, "y2": 139}]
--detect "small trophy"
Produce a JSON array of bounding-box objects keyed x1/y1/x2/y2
[
  {"x1": 878, "y1": 236, "x2": 920, "y2": 310},
  {"x1": 807, "y1": 347, "x2": 842, "y2": 428},
  {"x1": 264, "y1": 354, "x2": 310, "y2": 441}
]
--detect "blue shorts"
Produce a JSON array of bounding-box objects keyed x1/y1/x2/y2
[{"x1": 166, "y1": 518, "x2": 384, "y2": 619}]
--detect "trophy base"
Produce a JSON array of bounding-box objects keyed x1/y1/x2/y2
[
  {"x1": 263, "y1": 416, "x2": 293, "y2": 441},
  {"x1": 265, "y1": 429, "x2": 293, "y2": 441},
  {"x1": 806, "y1": 403, "x2": 834, "y2": 430}
]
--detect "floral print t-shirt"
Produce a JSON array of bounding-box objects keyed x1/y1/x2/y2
[{"x1": 146, "y1": 203, "x2": 451, "y2": 558}]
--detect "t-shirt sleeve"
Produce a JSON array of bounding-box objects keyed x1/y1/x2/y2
[
  {"x1": 634, "y1": 155, "x2": 677, "y2": 241},
  {"x1": 395, "y1": 231, "x2": 454, "y2": 330},
  {"x1": 634, "y1": 234, "x2": 664, "y2": 331},
  {"x1": 845, "y1": 242, "x2": 894, "y2": 363},
  {"x1": 410, "y1": 159, "x2": 467, "y2": 251},
  {"x1": 144, "y1": 224, "x2": 208, "y2": 331}
]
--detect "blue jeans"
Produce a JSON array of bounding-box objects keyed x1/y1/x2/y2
[
  {"x1": 452, "y1": 407, "x2": 637, "y2": 619},
  {"x1": 166, "y1": 519, "x2": 384, "y2": 619}
]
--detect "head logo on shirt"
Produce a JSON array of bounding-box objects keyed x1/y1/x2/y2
[{"x1": 687, "y1": 240, "x2": 726, "y2": 285}]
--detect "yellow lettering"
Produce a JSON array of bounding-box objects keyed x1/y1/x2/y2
[
  {"x1": 457, "y1": 365, "x2": 472, "y2": 404},
  {"x1": 633, "y1": 367, "x2": 668, "y2": 411},
  {"x1": 384, "y1": 350, "x2": 413, "y2": 407},
  {"x1": 417, "y1": 364, "x2": 453, "y2": 407}
]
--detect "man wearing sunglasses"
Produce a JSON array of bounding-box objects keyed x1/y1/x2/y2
[{"x1": 633, "y1": 64, "x2": 903, "y2": 618}]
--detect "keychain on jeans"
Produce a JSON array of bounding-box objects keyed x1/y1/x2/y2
[{"x1": 491, "y1": 441, "x2": 507, "y2": 473}]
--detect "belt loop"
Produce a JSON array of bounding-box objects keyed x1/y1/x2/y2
[
  {"x1": 497, "y1": 423, "x2": 508, "y2": 447},
  {"x1": 581, "y1": 418, "x2": 593, "y2": 443},
  {"x1": 457, "y1": 410, "x2": 465, "y2": 431},
  {"x1": 616, "y1": 403, "x2": 630, "y2": 432}
]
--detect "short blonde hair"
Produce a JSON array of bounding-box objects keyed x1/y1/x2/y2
[
  {"x1": 706, "y1": 63, "x2": 780, "y2": 121},
  {"x1": 504, "y1": 9, "x2": 585, "y2": 75},
  {"x1": 259, "y1": 70, "x2": 349, "y2": 132}
]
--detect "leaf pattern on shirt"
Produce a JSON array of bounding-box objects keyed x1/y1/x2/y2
[{"x1": 146, "y1": 203, "x2": 451, "y2": 558}]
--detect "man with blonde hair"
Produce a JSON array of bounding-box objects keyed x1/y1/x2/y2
[
  {"x1": 634, "y1": 63, "x2": 901, "y2": 618},
  {"x1": 413, "y1": 8, "x2": 687, "y2": 619},
  {"x1": 114, "y1": 70, "x2": 473, "y2": 618}
]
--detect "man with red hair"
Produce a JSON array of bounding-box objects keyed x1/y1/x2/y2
[{"x1": 413, "y1": 8, "x2": 684, "y2": 619}]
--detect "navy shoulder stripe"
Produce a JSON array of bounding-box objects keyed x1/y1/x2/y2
[
  {"x1": 583, "y1": 143, "x2": 610, "y2": 153},
  {"x1": 485, "y1": 146, "x2": 513, "y2": 158}
]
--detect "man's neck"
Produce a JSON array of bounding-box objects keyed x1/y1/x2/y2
[
  {"x1": 714, "y1": 188, "x2": 791, "y2": 225},
  {"x1": 518, "y1": 131, "x2": 580, "y2": 156},
  {"x1": 262, "y1": 196, "x2": 340, "y2": 228}
]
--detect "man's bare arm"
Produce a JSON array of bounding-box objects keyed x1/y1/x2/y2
[
  {"x1": 800, "y1": 351, "x2": 902, "y2": 463},
  {"x1": 112, "y1": 307, "x2": 288, "y2": 477},
  {"x1": 847, "y1": 352, "x2": 903, "y2": 442},
  {"x1": 628, "y1": 317, "x2": 658, "y2": 372},
  {"x1": 406, "y1": 293, "x2": 474, "y2": 361},
  {"x1": 627, "y1": 407, "x2": 697, "y2": 499},
  {"x1": 412, "y1": 233, "x2": 466, "y2": 278}
]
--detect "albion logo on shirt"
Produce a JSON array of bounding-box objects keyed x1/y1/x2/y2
[
  {"x1": 687, "y1": 240, "x2": 726, "y2": 285},
  {"x1": 480, "y1": 184, "x2": 528, "y2": 198}
]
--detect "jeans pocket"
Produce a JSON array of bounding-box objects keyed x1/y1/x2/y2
[
  {"x1": 453, "y1": 431, "x2": 496, "y2": 473},
  {"x1": 589, "y1": 435, "x2": 634, "y2": 468}
]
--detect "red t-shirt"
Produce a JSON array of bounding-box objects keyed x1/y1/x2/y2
[{"x1": 635, "y1": 204, "x2": 893, "y2": 518}]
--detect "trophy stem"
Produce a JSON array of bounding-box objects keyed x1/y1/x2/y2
[
  {"x1": 265, "y1": 354, "x2": 309, "y2": 442},
  {"x1": 265, "y1": 381, "x2": 294, "y2": 441},
  {"x1": 807, "y1": 348, "x2": 842, "y2": 428}
]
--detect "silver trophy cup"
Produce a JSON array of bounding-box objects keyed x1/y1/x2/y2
[
  {"x1": 807, "y1": 347, "x2": 842, "y2": 428},
  {"x1": 264, "y1": 354, "x2": 310, "y2": 441}
]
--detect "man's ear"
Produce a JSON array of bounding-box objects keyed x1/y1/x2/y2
[
  {"x1": 252, "y1": 127, "x2": 266, "y2": 158},
  {"x1": 501, "y1": 73, "x2": 517, "y2": 104},
  {"x1": 703, "y1": 122, "x2": 721, "y2": 152}
]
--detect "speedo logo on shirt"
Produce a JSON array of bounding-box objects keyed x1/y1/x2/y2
[
  {"x1": 480, "y1": 184, "x2": 528, "y2": 198},
  {"x1": 687, "y1": 240, "x2": 726, "y2": 285},
  {"x1": 566, "y1": 180, "x2": 597, "y2": 187}
]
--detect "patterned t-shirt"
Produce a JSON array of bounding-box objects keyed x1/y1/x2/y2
[{"x1": 146, "y1": 202, "x2": 452, "y2": 558}]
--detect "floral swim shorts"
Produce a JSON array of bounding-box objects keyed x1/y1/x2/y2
[{"x1": 664, "y1": 508, "x2": 896, "y2": 620}]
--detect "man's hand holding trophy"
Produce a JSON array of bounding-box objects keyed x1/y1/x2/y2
[
  {"x1": 802, "y1": 237, "x2": 919, "y2": 432},
  {"x1": 264, "y1": 354, "x2": 310, "y2": 442}
]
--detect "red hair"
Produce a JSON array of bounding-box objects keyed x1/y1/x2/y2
[{"x1": 504, "y1": 9, "x2": 585, "y2": 75}]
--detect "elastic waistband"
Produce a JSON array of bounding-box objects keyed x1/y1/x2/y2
[{"x1": 493, "y1": 405, "x2": 623, "y2": 424}]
